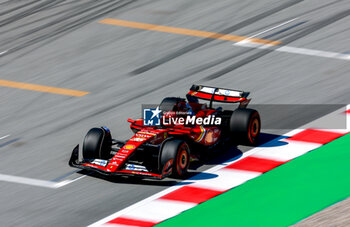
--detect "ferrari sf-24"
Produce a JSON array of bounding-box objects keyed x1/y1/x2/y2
[{"x1": 69, "y1": 85, "x2": 261, "y2": 179}]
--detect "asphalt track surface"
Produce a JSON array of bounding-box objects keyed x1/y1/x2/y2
[{"x1": 0, "y1": 0, "x2": 349, "y2": 226}]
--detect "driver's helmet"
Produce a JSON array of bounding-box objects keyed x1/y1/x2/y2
[
  {"x1": 175, "y1": 100, "x2": 195, "y2": 116},
  {"x1": 185, "y1": 103, "x2": 195, "y2": 115},
  {"x1": 175, "y1": 100, "x2": 187, "y2": 113}
]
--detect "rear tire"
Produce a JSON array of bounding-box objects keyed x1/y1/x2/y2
[
  {"x1": 230, "y1": 108, "x2": 261, "y2": 146},
  {"x1": 82, "y1": 127, "x2": 112, "y2": 160},
  {"x1": 220, "y1": 110, "x2": 234, "y2": 133},
  {"x1": 159, "y1": 97, "x2": 184, "y2": 112},
  {"x1": 160, "y1": 140, "x2": 190, "y2": 178}
]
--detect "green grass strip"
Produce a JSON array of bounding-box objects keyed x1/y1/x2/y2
[{"x1": 158, "y1": 133, "x2": 350, "y2": 227}]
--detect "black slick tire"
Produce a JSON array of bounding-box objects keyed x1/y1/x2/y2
[
  {"x1": 82, "y1": 127, "x2": 112, "y2": 160},
  {"x1": 230, "y1": 108, "x2": 261, "y2": 146},
  {"x1": 160, "y1": 139, "x2": 190, "y2": 178}
]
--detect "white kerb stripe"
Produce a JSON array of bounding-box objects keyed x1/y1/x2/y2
[
  {"x1": 104, "y1": 224, "x2": 137, "y2": 227},
  {"x1": 251, "y1": 141, "x2": 320, "y2": 162},
  {"x1": 121, "y1": 199, "x2": 196, "y2": 223}
]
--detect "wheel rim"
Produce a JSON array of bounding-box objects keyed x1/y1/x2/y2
[
  {"x1": 251, "y1": 118, "x2": 259, "y2": 137},
  {"x1": 176, "y1": 144, "x2": 189, "y2": 176},
  {"x1": 249, "y1": 117, "x2": 260, "y2": 143},
  {"x1": 178, "y1": 149, "x2": 188, "y2": 169}
]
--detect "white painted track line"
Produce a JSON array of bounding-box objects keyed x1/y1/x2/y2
[
  {"x1": 234, "y1": 19, "x2": 350, "y2": 61},
  {"x1": 0, "y1": 134, "x2": 10, "y2": 140},
  {"x1": 0, "y1": 173, "x2": 61, "y2": 188},
  {"x1": 241, "y1": 17, "x2": 299, "y2": 41},
  {"x1": 277, "y1": 46, "x2": 350, "y2": 60},
  {"x1": 0, "y1": 173, "x2": 85, "y2": 189},
  {"x1": 234, "y1": 41, "x2": 350, "y2": 60},
  {"x1": 54, "y1": 175, "x2": 86, "y2": 188},
  {"x1": 0, "y1": 50, "x2": 8, "y2": 56}
]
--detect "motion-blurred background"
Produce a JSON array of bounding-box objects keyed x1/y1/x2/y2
[{"x1": 0, "y1": 0, "x2": 349, "y2": 226}]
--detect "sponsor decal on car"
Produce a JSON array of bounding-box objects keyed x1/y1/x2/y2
[
  {"x1": 138, "y1": 131, "x2": 156, "y2": 136},
  {"x1": 91, "y1": 159, "x2": 108, "y2": 167},
  {"x1": 124, "y1": 144, "x2": 135, "y2": 150},
  {"x1": 125, "y1": 164, "x2": 149, "y2": 172},
  {"x1": 131, "y1": 137, "x2": 145, "y2": 142}
]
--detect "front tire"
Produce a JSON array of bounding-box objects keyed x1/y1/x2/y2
[
  {"x1": 82, "y1": 127, "x2": 112, "y2": 160},
  {"x1": 160, "y1": 140, "x2": 190, "y2": 178}
]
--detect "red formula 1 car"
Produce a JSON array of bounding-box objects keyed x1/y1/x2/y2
[{"x1": 69, "y1": 85, "x2": 261, "y2": 179}]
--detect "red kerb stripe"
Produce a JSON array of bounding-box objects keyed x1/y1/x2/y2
[
  {"x1": 225, "y1": 156, "x2": 286, "y2": 173},
  {"x1": 107, "y1": 217, "x2": 158, "y2": 227},
  {"x1": 287, "y1": 129, "x2": 345, "y2": 144},
  {"x1": 159, "y1": 186, "x2": 223, "y2": 204}
]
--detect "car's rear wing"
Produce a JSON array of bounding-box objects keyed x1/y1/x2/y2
[{"x1": 187, "y1": 84, "x2": 250, "y2": 108}]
